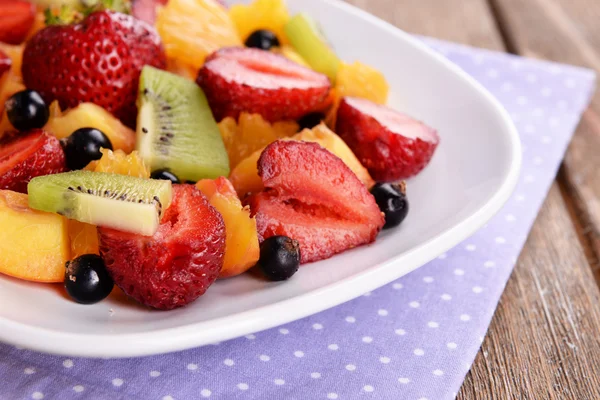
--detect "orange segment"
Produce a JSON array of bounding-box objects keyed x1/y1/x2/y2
[
  {"x1": 156, "y1": 0, "x2": 241, "y2": 71},
  {"x1": 197, "y1": 177, "x2": 260, "y2": 278},
  {"x1": 218, "y1": 112, "x2": 298, "y2": 170},
  {"x1": 68, "y1": 220, "x2": 99, "y2": 259}
]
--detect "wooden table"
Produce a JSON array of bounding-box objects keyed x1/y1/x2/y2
[{"x1": 345, "y1": 0, "x2": 600, "y2": 397}]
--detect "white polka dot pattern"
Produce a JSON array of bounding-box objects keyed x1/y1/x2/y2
[{"x1": 0, "y1": 38, "x2": 595, "y2": 400}]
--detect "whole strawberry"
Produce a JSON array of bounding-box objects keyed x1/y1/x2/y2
[{"x1": 22, "y1": 10, "x2": 166, "y2": 127}]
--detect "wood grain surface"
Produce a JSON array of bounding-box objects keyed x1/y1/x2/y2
[{"x1": 344, "y1": 0, "x2": 600, "y2": 398}]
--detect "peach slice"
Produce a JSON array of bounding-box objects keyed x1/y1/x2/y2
[
  {"x1": 0, "y1": 190, "x2": 69, "y2": 282},
  {"x1": 197, "y1": 177, "x2": 260, "y2": 278}
]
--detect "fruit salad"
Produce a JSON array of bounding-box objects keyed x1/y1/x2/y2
[{"x1": 0, "y1": 0, "x2": 439, "y2": 310}]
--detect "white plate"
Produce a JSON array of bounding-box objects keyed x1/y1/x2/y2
[{"x1": 0, "y1": 0, "x2": 521, "y2": 358}]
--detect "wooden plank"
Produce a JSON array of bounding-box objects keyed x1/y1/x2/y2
[
  {"x1": 490, "y1": 0, "x2": 600, "y2": 282},
  {"x1": 343, "y1": 0, "x2": 600, "y2": 398}
]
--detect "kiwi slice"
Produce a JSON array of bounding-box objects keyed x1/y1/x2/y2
[
  {"x1": 136, "y1": 66, "x2": 230, "y2": 181},
  {"x1": 27, "y1": 171, "x2": 172, "y2": 236},
  {"x1": 285, "y1": 13, "x2": 341, "y2": 82}
]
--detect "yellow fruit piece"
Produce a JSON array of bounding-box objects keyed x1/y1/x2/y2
[
  {"x1": 88, "y1": 148, "x2": 150, "y2": 178},
  {"x1": 218, "y1": 112, "x2": 298, "y2": 170},
  {"x1": 229, "y1": 0, "x2": 290, "y2": 44},
  {"x1": 44, "y1": 102, "x2": 136, "y2": 153},
  {"x1": 229, "y1": 123, "x2": 374, "y2": 197},
  {"x1": 0, "y1": 190, "x2": 69, "y2": 283},
  {"x1": 68, "y1": 220, "x2": 99, "y2": 259},
  {"x1": 26, "y1": 11, "x2": 46, "y2": 41},
  {"x1": 273, "y1": 45, "x2": 309, "y2": 68},
  {"x1": 336, "y1": 61, "x2": 389, "y2": 105},
  {"x1": 157, "y1": 0, "x2": 241, "y2": 71},
  {"x1": 197, "y1": 177, "x2": 260, "y2": 278}
]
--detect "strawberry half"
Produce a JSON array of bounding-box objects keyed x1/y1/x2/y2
[
  {"x1": 98, "y1": 184, "x2": 226, "y2": 310},
  {"x1": 22, "y1": 10, "x2": 166, "y2": 127},
  {"x1": 0, "y1": 0, "x2": 35, "y2": 45},
  {"x1": 197, "y1": 47, "x2": 331, "y2": 122},
  {"x1": 246, "y1": 141, "x2": 384, "y2": 264},
  {"x1": 336, "y1": 97, "x2": 439, "y2": 181},
  {"x1": 0, "y1": 130, "x2": 67, "y2": 194}
]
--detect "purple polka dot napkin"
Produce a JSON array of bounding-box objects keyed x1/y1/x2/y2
[{"x1": 0, "y1": 39, "x2": 595, "y2": 400}]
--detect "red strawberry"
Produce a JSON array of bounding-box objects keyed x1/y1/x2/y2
[
  {"x1": 0, "y1": 130, "x2": 67, "y2": 194},
  {"x1": 246, "y1": 141, "x2": 384, "y2": 264},
  {"x1": 336, "y1": 97, "x2": 439, "y2": 181},
  {"x1": 197, "y1": 47, "x2": 331, "y2": 122},
  {"x1": 22, "y1": 10, "x2": 166, "y2": 127},
  {"x1": 0, "y1": 49, "x2": 11, "y2": 79},
  {"x1": 98, "y1": 184, "x2": 226, "y2": 310},
  {"x1": 0, "y1": 0, "x2": 35, "y2": 45}
]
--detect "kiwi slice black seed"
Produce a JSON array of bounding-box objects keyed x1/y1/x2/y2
[
  {"x1": 27, "y1": 171, "x2": 172, "y2": 236},
  {"x1": 136, "y1": 66, "x2": 230, "y2": 181}
]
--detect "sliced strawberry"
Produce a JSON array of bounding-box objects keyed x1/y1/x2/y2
[
  {"x1": 98, "y1": 184, "x2": 226, "y2": 310},
  {"x1": 22, "y1": 10, "x2": 166, "y2": 128},
  {"x1": 246, "y1": 141, "x2": 384, "y2": 264},
  {"x1": 197, "y1": 47, "x2": 331, "y2": 122},
  {"x1": 0, "y1": 130, "x2": 66, "y2": 193},
  {"x1": 0, "y1": 49, "x2": 10, "y2": 79},
  {"x1": 0, "y1": 0, "x2": 35, "y2": 45},
  {"x1": 336, "y1": 97, "x2": 439, "y2": 181}
]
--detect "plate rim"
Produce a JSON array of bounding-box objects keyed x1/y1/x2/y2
[{"x1": 0, "y1": 0, "x2": 522, "y2": 358}]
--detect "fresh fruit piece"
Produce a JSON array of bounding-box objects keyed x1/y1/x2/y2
[
  {"x1": 197, "y1": 47, "x2": 332, "y2": 122},
  {"x1": 295, "y1": 124, "x2": 375, "y2": 188},
  {"x1": 256, "y1": 235, "x2": 300, "y2": 281},
  {"x1": 245, "y1": 30, "x2": 280, "y2": 50},
  {"x1": 246, "y1": 141, "x2": 384, "y2": 263},
  {"x1": 22, "y1": 10, "x2": 166, "y2": 127},
  {"x1": 132, "y1": 0, "x2": 168, "y2": 24},
  {"x1": 25, "y1": 9, "x2": 46, "y2": 41},
  {"x1": 61, "y1": 127, "x2": 113, "y2": 170},
  {"x1": 229, "y1": 0, "x2": 290, "y2": 45},
  {"x1": 43, "y1": 102, "x2": 136, "y2": 153},
  {"x1": 150, "y1": 169, "x2": 180, "y2": 183},
  {"x1": 165, "y1": 57, "x2": 198, "y2": 81},
  {"x1": 336, "y1": 97, "x2": 439, "y2": 180},
  {"x1": 0, "y1": 0, "x2": 35, "y2": 45},
  {"x1": 197, "y1": 177, "x2": 260, "y2": 278},
  {"x1": 228, "y1": 123, "x2": 374, "y2": 197},
  {"x1": 284, "y1": 13, "x2": 341, "y2": 82},
  {"x1": 6, "y1": 90, "x2": 49, "y2": 131},
  {"x1": 156, "y1": 0, "x2": 240, "y2": 71},
  {"x1": 87, "y1": 148, "x2": 150, "y2": 179},
  {"x1": 335, "y1": 61, "x2": 389, "y2": 105},
  {"x1": 28, "y1": 171, "x2": 173, "y2": 236},
  {"x1": 0, "y1": 190, "x2": 69, "y2": 283},
  {"x1": 0, "y1": 43, "x2": 24, "y2": 80},
  {"x1": 68, "y1": 220, "x2": 99, "y2": 259},
  {"x1": 370, "y1": 182, "x2": 409, "y2": 229},
  {"x1": 136, "y1": 66, "x2": 230, "y2": 181},
  {"x1": 218, "y1": 112, "x2": 298, "y2": 170},
  {"x1": 297, "y1": 112, "x2": 325, "y2": 131},
  {"x1": 273, "y1": 45, "x2": 309, "y2": 68},
  {"x1": 0, "y1": 50, "x2": 10, "y2": 81},
  {"x1": 65, "y1": 254, "x2": 114, "y2": 304},
  {"x1": 98, "y1": 184, "x2": 226, "y2": 310},
  {"x1": 0, "y1": 130, "x2": 66, "y2": 193}
]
